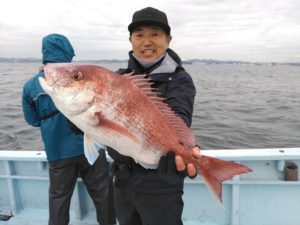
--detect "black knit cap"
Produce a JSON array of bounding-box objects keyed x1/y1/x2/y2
[{"x1": 128, "y1": 7, "x2": 171, "y2": 35}]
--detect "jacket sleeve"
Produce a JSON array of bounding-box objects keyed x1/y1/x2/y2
[
  {"x1": 22, "y1": 81, "x2": 41, "y2": 127},
  {"x1": 166, "y1": 72, "x2": 196, "y2": 127}
]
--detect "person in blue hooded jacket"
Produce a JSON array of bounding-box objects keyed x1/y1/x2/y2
[{"x1": 22, "y1": 33, "x2": 115, "y2": 225}]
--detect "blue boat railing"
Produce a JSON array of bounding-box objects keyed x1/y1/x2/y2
[{"x1": 1, "y1": 148, "x2": 300, "y2": 225}]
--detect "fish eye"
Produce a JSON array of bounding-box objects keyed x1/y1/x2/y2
[{"x1": 72, "y1": 71, "x2": 82, "y2": 81}]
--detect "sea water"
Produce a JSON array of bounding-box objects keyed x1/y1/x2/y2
[{"x1": 1, "y1": 62, "x2": 300, "y2": 151}]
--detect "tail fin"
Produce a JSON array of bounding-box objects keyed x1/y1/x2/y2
[{"x1": 197, "y1": 155, "x2": 252, "y2": 204}]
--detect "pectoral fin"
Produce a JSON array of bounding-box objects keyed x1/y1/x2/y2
[{"x1": 83, "y1": 133, "x2": 105, "y2": 164}]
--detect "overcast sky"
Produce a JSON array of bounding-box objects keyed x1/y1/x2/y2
[{"x1": 1, "y1": 0, "x2": 300, "y2": 62}]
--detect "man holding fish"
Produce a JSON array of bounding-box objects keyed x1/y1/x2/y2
[{"x1": 106, "y1": 7, "x2": 200, "y2": 225}]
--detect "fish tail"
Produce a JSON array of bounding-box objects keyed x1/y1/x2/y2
[{"x1": 197, "y1": 155, "x2": 252, "y2": 204}]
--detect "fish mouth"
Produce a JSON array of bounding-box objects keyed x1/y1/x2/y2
[
  {"x1": 39, "y1": 76, "x2": 53, "y2": 95},
  {"x1": 43, "y1": 64, "x2": 57, "y2": 86}
]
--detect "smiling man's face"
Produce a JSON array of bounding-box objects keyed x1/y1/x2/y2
[{"x1": 130, "y1": 26, "x2": 172, "y2": 62}]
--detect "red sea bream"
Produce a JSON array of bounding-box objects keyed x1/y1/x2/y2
[{"x1": 39, "y1": 63, "x2": 252, "y2": 203}]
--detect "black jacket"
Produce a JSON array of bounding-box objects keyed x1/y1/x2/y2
[
  {"x1": 108, "y1": 49, "x2": 196, "y2": 192},
  {"x1": 109, "y1": 48, "x2": 195, "y2": 161}
]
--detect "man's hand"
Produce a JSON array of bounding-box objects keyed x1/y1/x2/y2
[{"x1": 175, "y1": 145, "x2": 201, "y2": 178}]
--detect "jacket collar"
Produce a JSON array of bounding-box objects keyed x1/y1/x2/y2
[{"x1": 128, "y1": 48, "x2": 182, "y2": 75}]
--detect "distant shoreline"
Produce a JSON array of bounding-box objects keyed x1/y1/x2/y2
[
  {"x1": 0, "y1": 58, "x2": 127, "y2": 64},
  {"x1": 0, "y1": 57, "x2": 299, "y2": 66}
]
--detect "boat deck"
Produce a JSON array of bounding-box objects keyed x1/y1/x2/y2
[{"x1": 1, "y1": 148, "x2": 300, "y2": 225}]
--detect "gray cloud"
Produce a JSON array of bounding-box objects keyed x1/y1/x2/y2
[{"x1": 1, "y1": 0, "x2": 299, "y2": 62}]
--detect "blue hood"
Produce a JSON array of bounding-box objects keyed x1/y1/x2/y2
[{"x1": 42, "y1": 33, "x2": 75, "y2": 64}]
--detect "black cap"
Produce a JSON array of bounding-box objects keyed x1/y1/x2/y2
[{"x1": 128, "y1": 7, "x2": 171, "y2": 35}]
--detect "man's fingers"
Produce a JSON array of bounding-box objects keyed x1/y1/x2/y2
[
  {"x1": 187, "y1": 163, "x2": 197, "y2": 178},
  {"x1": 175, "y1": 145, "x2": 201, "y2": 176},
  {"x1": 192, "y1": 146, "x2": 201, "y2": 158},
  {"x1": 175, "y1": 155, "x2": 185, "y2": 171}
]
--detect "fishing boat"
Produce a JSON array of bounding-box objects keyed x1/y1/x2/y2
[{"x1": 1, "y1": 148, "x2": 299, "y2": 225}]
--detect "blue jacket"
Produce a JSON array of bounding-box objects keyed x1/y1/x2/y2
[{"x1": 22, "y1": 34, "x2": 84, "y2": 161}]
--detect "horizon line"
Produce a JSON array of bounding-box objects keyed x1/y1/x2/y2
[{"x1": 0, "y1": 57, "x2": 299, "y2": 65}]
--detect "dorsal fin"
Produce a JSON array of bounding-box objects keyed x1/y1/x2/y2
[{"x1": 123, "y1": 73, "x2": 196, "y2": 150}]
